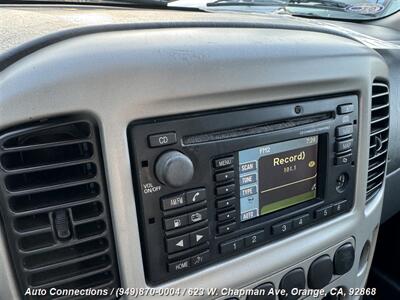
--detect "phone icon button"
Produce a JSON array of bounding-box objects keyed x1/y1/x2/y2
[{"x1": 187, "y1": 188, "x2": 206, "y2": 204}]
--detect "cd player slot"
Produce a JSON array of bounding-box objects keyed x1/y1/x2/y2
[{"x1": 182, "y1": 112, "x2": 333, "y2": 145}]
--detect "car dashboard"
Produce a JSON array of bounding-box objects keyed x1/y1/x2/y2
[{"x1": 0, "y1": 4, "x2": 399, "y2": 300}]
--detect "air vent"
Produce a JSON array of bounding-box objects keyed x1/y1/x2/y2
[
  {"x1": 0, "y1": 118, "x2": 120, "y2": 299},
  {"x1": 367, "y1": 82, "x2": 390, "y2": 201}
]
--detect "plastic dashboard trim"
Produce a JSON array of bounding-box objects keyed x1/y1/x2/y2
[{"x1": 0, "y1": 24, "x2": 389, "y2": 299}]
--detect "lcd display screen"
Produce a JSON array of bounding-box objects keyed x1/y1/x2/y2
[{"x1": 239, "y1": 136, "x2": 318, "y2": 222}]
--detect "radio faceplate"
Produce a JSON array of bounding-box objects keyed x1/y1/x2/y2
[{"x1": 128, "y1": 95, "x2": 358, "y2": 284}]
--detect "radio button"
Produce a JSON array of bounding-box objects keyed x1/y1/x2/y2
[
  {"x1": 336, "y1": 124, "x2": 353, "y2": 137},
  {"x1": 335, "y1": 153, "x2": 352, "y2": 165},
  {"x1": 244, "y1": 230, "x2": 264, "y2": 247},
  {"x1": 216, "y1": 197, "x2": 235, "y2": 209},
  {"x1": 220, "y1": 238, "x2": 244, "y2": 254},
  {"x1": 166, "y1": 234, "x2": 190, "y2": 253},
  {"x1": 216, "y1": 184, "x2": 235, "y2": 196},
  {"x1": 272, "y1": 220, "x2": 292, "y2": 235},
  {"x1": 191, "y1": 250, "x2": 211, "y2": 267},
  {"x1": 239, "y1": 161, "x2": 257, "y2": 173},
  {"x1": 168, "y1": 258, "x2": 190, "y2": 273},
  {"x1": 217, "y1": 210, "x2": 235, "y2": 222},
  {"x1": 217, "y1": 221, "x2": 237, "y2": 235},
  {"x1": 188, "y1": 208, "x2": 207, "y2": 224},
  {"x1": 240, "y1": 174, "x2": 257, "y2": 186},
  {"x1": 164, "y1": 214, "x2": 188, "y2": 231},
  {"x1": 190, "y1": 227, "x2": 209, "y2": 247},
  {"x1": 215, "y1": 170, "x2": 235, "y2": 182},
  {"x1": 186, "y1": 188, "x2": 206, "y2": 204},
  {"x1": 240, "y1": 186, "x2": 257, "y2": 198},
  {"x1": 214, "y1": 156, "x2": 234, "y2": 169},
  {"x1": 333, "y1": 200, "x2": 347, "y2": 214},
  {"x1": 335, "y1": 139, "x2": 353, "y2": 152},
  {"x1": 148, "y1": 132, "x2": 177, "y2": 148},
  {"x1": 292, "y1": 214, "x2": 311, "y2": 229},
  {"x1": 337, "y1": 103, "x2": 354, "y2": 115},
  {"x1": 315, "y1": 205, "x2": 333, "y2": 219},
  {"x1": 161, "y1": 193, "x2": 186, "y2": 211}
]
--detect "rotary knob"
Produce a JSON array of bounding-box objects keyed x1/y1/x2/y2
[{"x1": 155, "y1": 151, "x2": 194, "y2": 188}]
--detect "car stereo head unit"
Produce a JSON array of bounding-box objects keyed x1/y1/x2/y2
[{"x1": 128, "y1": 95, "x2": 358, "y2": 284}]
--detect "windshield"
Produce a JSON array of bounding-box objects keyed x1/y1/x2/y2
[
  {"x1": 169, "y1": 0, "x2": 400, "y2": 21},
  {"x1": 2, "y1": 0, "x2": 399, "y2": 20}
]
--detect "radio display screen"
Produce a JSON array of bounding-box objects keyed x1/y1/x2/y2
[{"x1": 239, "y1": 136, "x2": 319, "y2": 222}]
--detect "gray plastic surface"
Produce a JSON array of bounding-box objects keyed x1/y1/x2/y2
[
  {"x1": 214, "y1": 237, "x2": 356, "y2": 300},
  {"x1": 0, "y1": 23, "x2": 388, "y2": 299}
]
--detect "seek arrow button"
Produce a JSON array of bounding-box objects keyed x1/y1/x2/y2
[
  {"x1": 166, "y1": 234, "x2": 190, "y2": 254},
  {"x1": 190, "y1": 227, "x2": 209, "y2": 247}
]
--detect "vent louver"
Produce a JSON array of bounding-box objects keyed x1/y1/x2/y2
[
  {"x1": 0, "y1": 118, "x2": 120, "y2": 299},
  {"x1": 367, "y1": 82, "x2": 390, "y2": 201}
]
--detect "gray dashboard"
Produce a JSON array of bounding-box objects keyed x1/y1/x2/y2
[{"x1": 0, "y1": 5, "x2": 393, "y2": 299}]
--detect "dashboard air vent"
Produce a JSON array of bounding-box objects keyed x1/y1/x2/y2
[
  {"x1": 0, "y1": 117, "x2": 120, "y2": 299},
  {"x1": 367, "y1": 82, "x2": 390, "y2": 201}
]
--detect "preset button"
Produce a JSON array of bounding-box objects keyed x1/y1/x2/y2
[
  {"x1": 292, "y1": 214, "x2": 311, "y2": 228},
  {"x1": 244, "y1": 230, "x2": 264, "y2": 247},
  {"x1": 315, "y1": 206, "x2": 333, "y2": 219},
  {"x1": 220, "y1": 238, "x2": 244, "y2": 254},
  {"x1": 272, "y1": 220, "x2": 292, "y2": 235},
  {"x1": 333, "y1": 200, "x2": 347, "y2": 214}
]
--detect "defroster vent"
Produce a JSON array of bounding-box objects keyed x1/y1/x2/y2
[
  {"x1": 367, "y1": 82, "x2": 390, "y2": 201},
  {"x1": 0, "y1": 117, "x2": 120, "y2": 299}
]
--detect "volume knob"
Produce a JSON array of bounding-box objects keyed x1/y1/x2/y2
[{"x1": 155, "y1": 151, "x2": 194, "y2": 188}]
